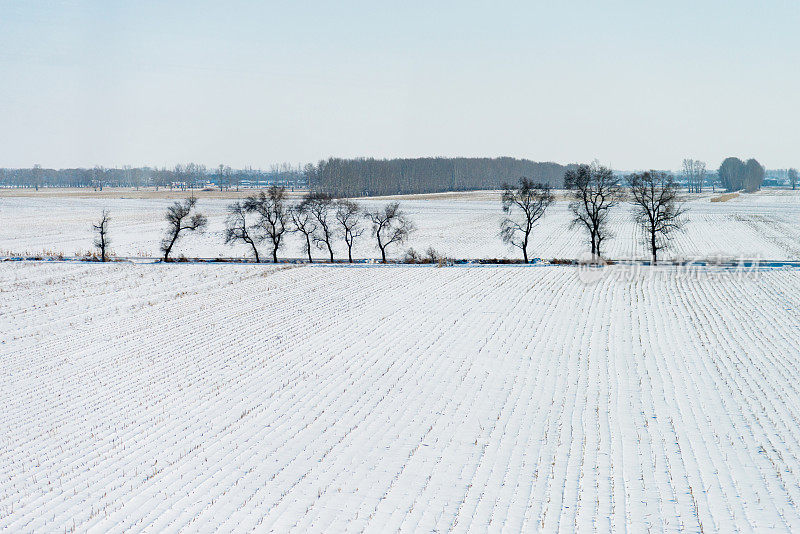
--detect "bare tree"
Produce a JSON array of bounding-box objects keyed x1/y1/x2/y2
[
  {"x1": 628, "y1": 171, "x2": 687, "y2": 264},
  {"x1": 306, "y1": 192, "x2": 336, "y2": 262},
  {"x1": 682, "y1": 159, "x2": 693, "y2": 193},
  {"x1": 500, "y1": 178, "x2": 554, "y2": 263},
  {"x1": 32, "y1": 164, "x2": 43, "y2": 191},
  {"x1": 682, "y1": 159, "x2": 707, "y2": 193},
  {"x1": 91, "y1": 166, "x2": 106, "y2": 191},
  {"x1": 789, "y1": 168, "x2": 798, "y2": 190},
  {"x1": 217, "y1": 164, "x2": 233, "y2": 191},
  {"x1": 122, "y1": 165, "x2": 137, "y2": 190},
  {"x1": 290, "y1": 200, "x2": 317, "y2": 262},
  {"x1": 92, "y1": 209, "x2": 111, "y2": 262},
  {"x1": 302, "y1": 163, "x2": 316, "y2": 189},
  {"x1": 160, "y1": 197, "x2": 207, "y2": 261},
  {"x1": 224, "y1": 201, "x2": 260, "y2": 262},
  {"x1": 244, "y1": 185, "x2": 289, "y2": 263},
  {"x1": 696, "y1": 161, "x2": 707, "y2": 193},
  {"x1": 366, "y1": 202, "x2": 414, "y2": 263},
  {"x1": 564, "y1": 163, "x2": 623, "y2": 259},
  {"x1": 335, "y1": 199, "x2": 364, "y2": 263}
]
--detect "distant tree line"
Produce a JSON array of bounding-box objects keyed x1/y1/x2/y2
[
  {"x1": 307, "y1": 157, "x2": 575, "y2": 197},
  {"x1": 2, "y1": 158, "x2": 573, "y2": 197},
  {"x1": 0, "y1": 164, "x2": 307, "y2": 190},
  {"x1": 679, "y1": 157, "x2": 788, "y2": 193},
  {"x1": 4, "y1": 156, "x2": 789, "y2": 197}
]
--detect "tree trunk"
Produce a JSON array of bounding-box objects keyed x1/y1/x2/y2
[
  {"x1": 522, "y1": 232, "x2": 529, "y2": 263},
  {"x1": 163, "y1": 234, "x2": 178, "y2": 262},
  {"x1": 651, "y1": 232, "x2": 657, "y2": 265}
]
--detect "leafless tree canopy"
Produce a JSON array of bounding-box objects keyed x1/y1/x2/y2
[
  {"x1": 244, "y1": 186, "x2": 288, "y2": 263},
  {"x1": 92, "y1": 209, "x2": 111, "y2": 262},
  {"x1": 305, "y1": 192, "x2": 336, "y2": 262},
  {"x1": 628, "y1": 171, "x2": 687, "y2": 264},
  {"x1": 789, "y1": 168, "x2": 798, "y2": 190},
  {"x1": 718, "y1": 157, "x2": 765, "y2": 192},
  {"x1": 335, "y1": 199, "x2": 364, "y2": 263},
  {"x1": 500, "y1": 178, "x2": 554, "y2": 263},
  {"x1": 290, "y1": 200, "x2": 318, "y2": 263},
  {"x1": 160, "y1": 197, "x2": 207, "y2": 261},
  {"x1": 682, "y1": 159, "x2": 707, "y2": 193},
  {"x1": 366, "y1": 202, "x2": 414, "y2": 263},
  {"x1": 224, "y1": 201, "x2": 260, "y2": 262},
  {"x1": 564, "y1": 163, "x2": 623, "y2": 259},
  {"x1": 216, "y1": 164, "x2": 233, "y2": 191}
]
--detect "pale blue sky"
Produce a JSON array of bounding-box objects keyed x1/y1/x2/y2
[{"x1": 1, "y1": 1, "x2": 798, "y2": 170}]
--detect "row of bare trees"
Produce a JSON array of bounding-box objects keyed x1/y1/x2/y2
[
  {"x1": 682, "y1": 159, "x2": 708, "y2": 193},
  {"x1": 501, "y1": 163, "x2": 686, "y2": 264},
  {"x1": 222, "y1": 188, "x2": 414, "y2": 263},
  {"x1": 91, "y1": 168, "x2": 685, "y2": 264},
  {"x1": 91, "y1": 187, "x2": 414, "y2": 263}
]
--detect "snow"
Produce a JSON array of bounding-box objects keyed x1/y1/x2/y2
[
  {"x1": 2, "y1": 189, "x2": 799, "y2": 261},
  {"x1": 2, "y1": 261, "x2": 800, "y2": 532}
]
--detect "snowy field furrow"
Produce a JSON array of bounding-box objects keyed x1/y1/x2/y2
[
  {"x1": 2, "y1": 262, "x2": 800, "y2": 532},
  {"x1": 1, "y1": 190, "x2": 799, "y2": 261}
]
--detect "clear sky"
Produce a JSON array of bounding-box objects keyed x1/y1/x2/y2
[{"x1": 1, "y1": 0, "x2": 798, "y2": 170}]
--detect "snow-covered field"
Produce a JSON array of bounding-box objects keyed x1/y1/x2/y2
[
  {"x1": 3, "y1": 261, "x2": 800, "y2": 532},
  {"x1": 2, "y1": 189, "x2": 799, "y2": 261}
]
